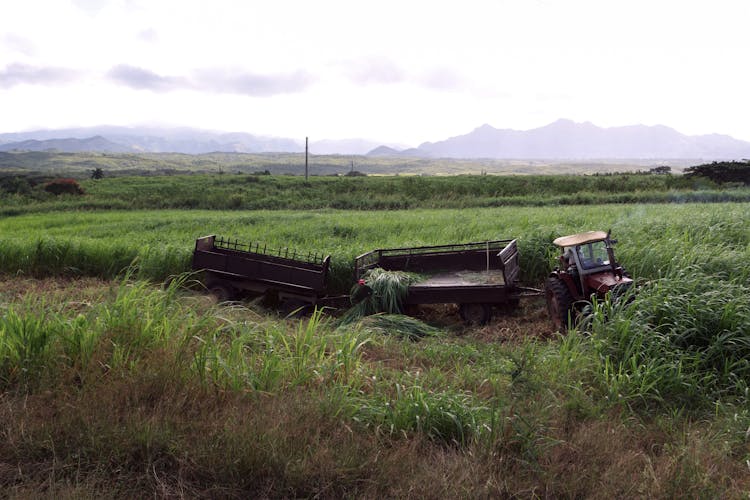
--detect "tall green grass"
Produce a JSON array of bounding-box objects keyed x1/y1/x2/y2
[
  {"x1": 1, "y1": 203, "x2": 748, "y2": 289},
  {"x1": 353, "y1": 383, "x2": 486, "y2": 446},
  {"x1": 0, "y1": 303, "x2": 55, "y2": 387},
  {"x1": 579, "y1": 267, "x2": 750, "y2": 410},
  {"x1": 0, "y1": 278, "x2": 374, "y2": 393},
  {"x1": 192, "y1": 307, "x2": 369, "y2": 392},
  {"x1": 3, "y1": 171, "x2": 750, "y2": 214},
  {"x1": 0, "y1": 279, "x2": 207, "y2": 389}
]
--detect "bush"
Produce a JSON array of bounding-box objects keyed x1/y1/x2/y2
[
  {"x1": 684, "y1": 161, "x2": 750, "y2": 185},
  {"x1": 0, "y1": 176, "x2": 33, "y2": 195},
  {"x1": 45, "y1": 178, "x2": 85, "y2": 195}
]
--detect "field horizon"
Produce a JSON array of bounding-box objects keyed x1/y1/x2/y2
[{"x1": 0, "y1": 149, "x2": 699, "y2": 177}]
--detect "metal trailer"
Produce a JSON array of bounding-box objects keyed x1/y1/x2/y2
[
  {"x1": 354, "y1": 239, "x2": 532, "y2": 324},
  {"x1": 191, "y1": 235, "x2": 343, "y2": 309}
]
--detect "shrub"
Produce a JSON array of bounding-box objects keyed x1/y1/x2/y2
[
  {"x1": 44, "y1": 178, "x2": 85, "y2": 195},
  {"x1": 684, "y1": 161, "x2": 750, "y2": 185},
  {"x1": 0, "y1": 176, "x2": 33, "y2": 195}
]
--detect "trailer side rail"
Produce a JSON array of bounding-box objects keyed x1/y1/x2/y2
[
  {"x1": 193, "y1": 235, "x2": 331, "y2": 295},
  {"x1": 198, "y1": 235, "x2": 328, "y2": 266},
  {"x1": 355, "y1": 239, "x2": 517, "y2": 280}
]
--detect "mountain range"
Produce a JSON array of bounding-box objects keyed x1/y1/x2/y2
[
  {"x1": 409, "y1": 120, "x2": 750, "y2": 159},
  {"x1": 2, "y1": 120, "x2": 749, "y2": 159},
  {"x1": 0, "y1": 126, "x2": 302, "y2": 154}
]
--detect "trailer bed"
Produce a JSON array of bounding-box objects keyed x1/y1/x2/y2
[
  {"x1": 415, "y1": 269, "x2": 506, "y2": 287},
  {"x1": 355, "y1": 239, "x2": 520, "y2": 310},
  {"x1": 192, "y1": 234, "x2": 332, "y2": 303}
]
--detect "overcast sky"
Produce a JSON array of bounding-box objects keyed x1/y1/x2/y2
[{"x1": 1, "y1": 0, "x2": 748, "y2": 146}]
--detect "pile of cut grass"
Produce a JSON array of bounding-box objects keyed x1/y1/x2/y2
[
  {"x1": 340, "y1": 268, "x2": 423, "y2": 324},
  {"x1": 349, "y1": 313, "x2": 442, "y2": 340}
]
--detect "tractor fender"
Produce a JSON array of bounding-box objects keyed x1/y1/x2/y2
[{"x1": 585, "y1": 273, "x2": 631, "y2": 295}]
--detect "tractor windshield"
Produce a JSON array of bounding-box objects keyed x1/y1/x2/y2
[{"x1": 576, "y1": 240, "x2": 610, "y2": 270}]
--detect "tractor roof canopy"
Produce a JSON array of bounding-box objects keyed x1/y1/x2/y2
[{"x1": 553, "y1": 230, "x2": 608, "y2": 248}]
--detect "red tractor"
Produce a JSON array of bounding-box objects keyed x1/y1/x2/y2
[{"x1": 545, "y1": 230, "x2": 633, "y2": 331}]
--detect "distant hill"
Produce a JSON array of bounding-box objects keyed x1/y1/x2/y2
[
  {"x1": 0, "y1": 126, "x2": 303, "y2": 154},
  {"x1": 416, "y1": 120, "x2": 750, "y2": 159},
  {"x1": 2, "y1": 120, "x2": 750, "y2": 159},
  {"x1": 366, "y1": 145, "x2": 401, "y2": 157},
  {"x1": 0, "y1": 136, "x2": 136, "y2": 153},
  {"x1": 311, "y1": 138, "x2": 385, "y2": 155},
  {"x1": 365, "y1": 146, "x2": 434, "y2": 157}
]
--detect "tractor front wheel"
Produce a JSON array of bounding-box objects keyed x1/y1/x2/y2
[{"x1": 545, "y1": 277, "x2": 574, "y2": 332}]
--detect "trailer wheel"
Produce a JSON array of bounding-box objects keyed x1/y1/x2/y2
[
  {"x1": 459, "y1": 303, "x2": 492, "y2": 325},
  {"x1": 281, "y1": 298, "x2": 312, "y2": 318},
  {"x1": 545, "y1": 277, "x2": 574, "y2": 332},
  {"x1": 209, "y1": 283, "x2": 236, "y2": 302},
  {"x1": 497, "y1": 298, "x2": 521, "y2": 314}
]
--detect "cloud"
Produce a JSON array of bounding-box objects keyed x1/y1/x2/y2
[
  {"x1": 344, "y1": 57, "x2": 405, "y2": 85},
  {"x1": 106, "y1": 64, "x2": 185, "y2": 91},
  {"x1": 2, "y1": 34, "x2": 36, "y2": 56},
  {"x1": 0, "y1": 63, "x2": 78, "y2": 88},
  {"x1": 418, "y1": 68, "x2": 466, "y2": 91},
  {"x1": 340, "y1": 58, "x2": 473, "y2": 93},
  {"x1": 71, "y1": 0, "x2": 109, "y2": 14},
  {"x1": 137, "y1": 28, "x2": 158, "y2": 43},
  {"x1": 106, "y1": 64, "x2": 313, "y2": 96},
  {"x1": 192, "y1": 69, "x2": 314, "y2": 96}
]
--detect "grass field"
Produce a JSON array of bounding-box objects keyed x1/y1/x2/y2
[
  {"x1": 0, "y1": 150, "x2": 694, "y2": 176},
  {"x1": 0, "y1": 203, "x2": 747, "y2": 286},
  {"x1": 1, "y1": 184, "x2": 749, "y2": 495},
  {"x1": 3, "y1": 171, "x2": 750, "y2": 214}
]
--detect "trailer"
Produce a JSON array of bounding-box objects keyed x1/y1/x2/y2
[
  {"x1": 191, "y1": 235, "x2": 343, "y2": 309},
  {"x1": 354, "y1": 239, "x2": 530, "y2": 324},
  {"x1": 192, "y1": 234, "x2": 538, "y2": 324}
]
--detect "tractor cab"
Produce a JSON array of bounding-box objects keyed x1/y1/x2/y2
[
  {"x1": 554, "y1": 231, "x2": 623, "y2": 292},
  {"x1": 546, "y1": 230, "x2": 633, "y2": 330}
]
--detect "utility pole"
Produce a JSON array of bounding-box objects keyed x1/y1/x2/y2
[{"x1": 305, "y1": 136, "x2": 309, "y2": 181}]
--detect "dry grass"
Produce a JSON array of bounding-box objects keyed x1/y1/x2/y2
[
  {"x1": 403, "y1": 298, "x2": 554, "y2": 342},
  {"x1": 469, "y1": 298, "x2": 555, "y2": 343},
  {"x1": 0, "y1": 276, "x2": 110, "y2": 302},
  {"x1": 1, "y1": 277, "x2": 749, "y2": 497},
  {"x1": 4, "y1": 383, "x2": 748, "y2": 498}
]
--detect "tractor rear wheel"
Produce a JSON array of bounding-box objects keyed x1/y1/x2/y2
[{"x1": 545, "y1": 277, "x2": 574, "y2": 332}]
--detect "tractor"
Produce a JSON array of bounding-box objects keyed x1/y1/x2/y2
[{"x1": 545, "y1": 230, "x2": 633, "y2": 331}]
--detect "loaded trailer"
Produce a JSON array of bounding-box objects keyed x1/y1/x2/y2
[
  {"x1": 191, "y1": 231, "x2": 628, "y2": 328},
  {"x1": 192, "y1": 234, "x2": 539, "y2": 324},
  {"x1": 354, "y1": 239, "x2": 534, "y2": 324}
]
